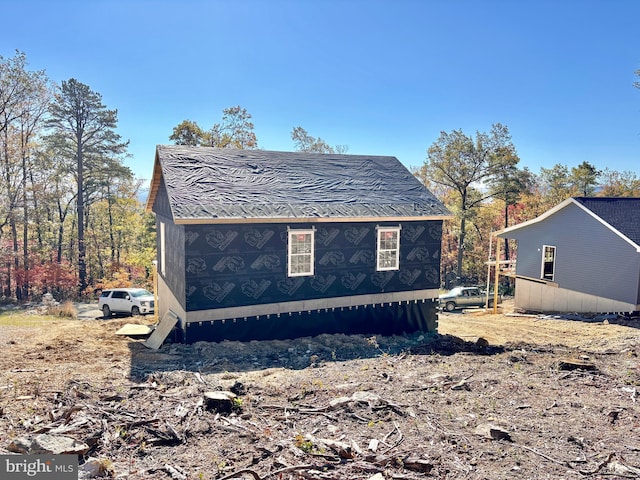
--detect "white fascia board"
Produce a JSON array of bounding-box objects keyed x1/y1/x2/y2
[
  {"x1": 494, "y1": 198, "x2": 576, "y2": 237},
  {"x1": 571, "y1": 200, "x2": 640, "y2": 253},
  {"x1": 494, "y1": 197, "x2": 640, "y2": 253}
]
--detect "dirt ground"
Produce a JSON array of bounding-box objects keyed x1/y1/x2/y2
[{"x1": 0, "y1": 301, "x2": 639, "y2": 479}]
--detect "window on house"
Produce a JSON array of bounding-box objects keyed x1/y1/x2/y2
[
  {"x1": 377, "y1": 226, "x2": 401, "y2": 271},
  {"x1": 288, "y1": 229, "x2": 315, "y2": 277},
  {"x1": 160, "y1": 222, "x2": 166, "y2": 276},
  {"x1": 541, "y1": 245, "x2": 556, "y2": 281}
]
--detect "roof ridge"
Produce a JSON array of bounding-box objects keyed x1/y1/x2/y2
[{"x1": 148, "y1": 146, "x2": 452, "y2": 222}]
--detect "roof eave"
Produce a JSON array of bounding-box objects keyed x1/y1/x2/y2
[
  {"x1": 172, "y1": 214, "x2": 454, "y2": 225},
  {"x1": 494, "y1": 197, "x2": 640, "y2": 252},
  {"x1": 573, "y1": 200, "x2": 640, "y2": 252},
  {"x1": 145, "y1": 148, "x2": 163, "y2": 213},
  {"x1": 494, "y1": 197, "x2": 577, "y2": 237}
]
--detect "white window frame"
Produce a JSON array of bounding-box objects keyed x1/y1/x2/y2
[
  {"x1": 376, "y1": 226, "x2": 401, "y2": 271},
  {"x1": 160, "y1": 221, "x2": 166, "y2": 276},
  {"x1": 541, "y1": 244, "x2": 556, "y2": 281},
  {"x1": 288, "y1": 229, "x2": 315, "y2": 277}
]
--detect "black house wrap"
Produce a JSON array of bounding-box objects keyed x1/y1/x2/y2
[{"x1": 146, "y1": 146, "x2": 451, "y2": 343}]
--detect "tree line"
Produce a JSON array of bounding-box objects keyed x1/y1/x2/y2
[
  {"x1": 1, "y1": 50, "x2": 638, "y2": 302},
  {"x1": 418, "y1": 125, "x2": 640, "y2": 288},
  {"x1": 432, "y1": 68, "x2": 640, "y2": 286},
  {"x1": 172, "y1": 110, "x2": 640, "y2": 290},
  {"x1": 0, "y1": 51, "x2": 153, "y2": 301}
]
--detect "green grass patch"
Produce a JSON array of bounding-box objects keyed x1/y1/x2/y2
[
  {"x1": 0, "y1": 301, "x2": 78, "y2": 327},
  {"x1": 0, "y1": 311, "x2": 60, "y2": 327}
]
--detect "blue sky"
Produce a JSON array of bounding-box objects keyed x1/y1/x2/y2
[{"x1": 3, "y1": 0, "x2": 640, "y2": 183}]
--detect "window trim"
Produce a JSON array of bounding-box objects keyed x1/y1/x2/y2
[
  {"x1": 160, "y1": 221, "x2": 166, "y2": 276},
  {"x1": 287, "y1": 228, "x2": 315, "y2": 277},
  {"x1": 541, "y1": 244, "x2": 556, "y2": 281},
  {"x1": 376, "y1": 226, "x2": 401, "y2": 271}
]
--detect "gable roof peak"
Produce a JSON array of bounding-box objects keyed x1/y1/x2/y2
[{"x1": 497, "y1": 196, "x2": 640, "y2": 251}]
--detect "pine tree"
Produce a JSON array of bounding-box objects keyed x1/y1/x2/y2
[{"x1": 46, "y1": 79, "x2": 129, "y2": 295}]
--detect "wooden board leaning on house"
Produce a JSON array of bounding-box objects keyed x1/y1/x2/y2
[{"x1": 144, "y1": 310, "x2": 179, "y2": 350}]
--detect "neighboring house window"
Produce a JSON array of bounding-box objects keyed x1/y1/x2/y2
[
  {"x1": 377, "y1": 226, "x2": 401, "y2": 271},
  {"x1": 160, "y1": 222, "x2": 166, "y2": 276},
  {"x1": 541, "y1": 245, "x2": 556, "y2": 281},
  {"x1": 288, "y1": 229, "x2": 315, "y2": 277}
]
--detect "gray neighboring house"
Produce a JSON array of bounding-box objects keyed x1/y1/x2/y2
[
  {"x1": 145, "y1": 145, "x2": 451, "y2": 343},
  {"x1": 496, "y1": 197, "x2": 640, "y2": 314}
]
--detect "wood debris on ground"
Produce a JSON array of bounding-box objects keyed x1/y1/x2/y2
[{"x1": 0, "y1": 313, "x2": 639, "y2": 479}]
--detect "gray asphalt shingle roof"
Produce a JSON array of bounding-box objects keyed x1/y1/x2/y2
[
  {"x1": 148, "y1": 145, "x2": 450, "y2": 223},
  {"x1": 574, "y1": 197, "x2": 640, "y2": 246}
]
